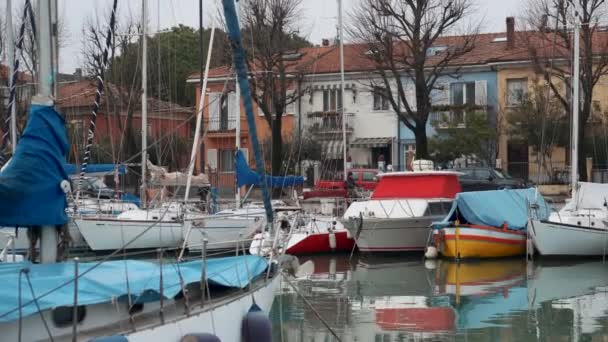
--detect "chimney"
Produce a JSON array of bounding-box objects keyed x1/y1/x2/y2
[
  {"x1": 322, "y1": 38, "x2": 330, "y2": 47},
  {"x1": 74, "y1": 68, "x2": 82, "y2": 80},
  {"x1": 506, "y1": 17, "x2": 515, "y2": 49}
]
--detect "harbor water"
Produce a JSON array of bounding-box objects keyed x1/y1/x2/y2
[{"x1": 271, "y1": 254, "x2": 608, "y2": 341}]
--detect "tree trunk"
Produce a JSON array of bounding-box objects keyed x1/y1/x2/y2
[
  {"x1": 414, "y1": 123, "x2": 429, "y2": 159},
  {"x1": 271, "y1": 117, "x2": 283, "y2": 176}
]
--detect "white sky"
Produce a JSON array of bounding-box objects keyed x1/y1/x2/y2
[{"x1": 14, "y1": 0, "x2": 525, "y2": 73}]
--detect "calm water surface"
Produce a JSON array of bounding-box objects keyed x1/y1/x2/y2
[{"x1": 271, "y1": 254, "x2": 608, "y2": 341}]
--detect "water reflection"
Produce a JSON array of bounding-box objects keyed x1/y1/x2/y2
[{"x1": 272, "y1": 254, "x2": 608, "y2": 341}]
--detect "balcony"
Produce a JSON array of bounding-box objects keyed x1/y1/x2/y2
[
  {"x1": 306, "y1": 111, "x2": 353, "y2": 136},
  {"x1": 430, "y1": 105, "x2": 493, "y2": 129}
]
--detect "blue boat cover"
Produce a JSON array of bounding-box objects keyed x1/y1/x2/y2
[
  {"x1": 64, "y1": 163, "x2": 127, "y2": 175},
  {"x1": 0, "y1": 104, "x2": 69, "y2": 226},
  {"x1": 235, "y1": 150, "x2": 304, "y2": 188},
  {"x1": 454, "y1": 285, "x2": 528, "y2": 329},
  {"x1": 432, "y1": 188, "x2": 550, "y2": 231},
  {"x1": 0, "y1": 255, "x2": 268, "y2": 322}
]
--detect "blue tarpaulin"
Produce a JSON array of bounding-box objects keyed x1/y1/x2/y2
[
  {"x1": 0, "y1": 104, "x2": 69, "y2": 226},
  {"x1": 235, "y1": 150, "x2": 304, "y2": 188},
  {"x1": 0, "y1": 255, "x2": 268, "y2": 322},
  {"x1": 432, "y1": 188, "x2": 550, "y2": 231},
  {"x1": 64, "y1": 163, "x2": 127, "y2": 175}
]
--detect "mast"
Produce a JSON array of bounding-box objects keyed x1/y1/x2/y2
[
  {"x1": 185, "y1": 25, "x2": 215, "y2": 203},
  {"x1": 235, "y1": 1, "x2": 241, "y2": 207},
  {"x1": 338, "y1": 0, "x2": 347, "y2": 180},
  {"x1": 7, "y1": 0, "x2": 16, "y2": 153},
  {"x1": 141, "y1": 0, "x2": 148, "y2": 208},
  {"x1": 571, "y1": 1, "x2": 580, "y2": 201},
  {"x1": 199, "y1": 0, "x2": 205, "y2": 170},
  {"x1": 38, "y1": 0, "x2": 59, "y2": 263}
]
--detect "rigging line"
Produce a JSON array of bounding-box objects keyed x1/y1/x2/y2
[
  {"x1": 0, "y1": 0, "x2": 33, "y2": 167},
  {"x1": 77, "y1": 0, "x2": 119, "y2": 197}
]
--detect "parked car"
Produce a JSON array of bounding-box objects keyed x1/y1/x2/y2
[
  {"x1": 315, "y1": 169, "x2": 379, "y2": 191},
  {"x1": 453, "y1": 167, "x2": 530, "y2": 192}
]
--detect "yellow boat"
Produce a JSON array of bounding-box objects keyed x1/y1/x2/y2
[{"x1": 433, "y1": 224, "x2": 527, "y2": 259}]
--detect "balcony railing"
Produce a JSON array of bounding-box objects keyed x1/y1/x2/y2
[
  {"x1": 430, "y1": 106, "x2": 493, "y2": 129},
  {"x1": 207, "y1": 117, "x2": 237, "y2": 132},
  {"x1": 306, "y1": 112, "x2": 353, "y2": 135}
]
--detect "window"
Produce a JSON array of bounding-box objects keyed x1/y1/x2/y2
[
  {"x1": 219, "y1": 92, "x2": 229, "y2": 130},
  {"x1": 219, "y1": 149, "x2": 234, "y2": 172},
  {"x1": 323, "y1": 88, "x2": 342, "y2": 112},
  {"x1": 363, "y1": 172, "x2": 376, "y2": 181},
  {"x1": 450, "y1": 82, "x2": 475, "y2": 125},
  {"x1": 373, "y1": 87, "x2": 390, "y2": 110},
  {"x1": 506, "y1": 78, "x2": 527, "y2": 106},
  {"x1": 351, "y1": 171, "x2": 361, "y2": 181}
]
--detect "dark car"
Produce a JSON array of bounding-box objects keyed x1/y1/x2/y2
[{"x1": 453, "y1": 167, "x2": 530, "y2": 192}]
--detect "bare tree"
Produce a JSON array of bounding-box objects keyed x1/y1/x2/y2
[
  {"x1": 237, "y1": 0, "x2": 309, "y2": 177},
  {"x1": 350, "y1": 0, "x2": 477, "y2": 159},
  {"x1": 524, "y1": 0, "x2": 608, "y2": 181}
]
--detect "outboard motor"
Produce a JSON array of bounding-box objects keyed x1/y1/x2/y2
[
  {"x1": 242, "y1": 304, "x2": 271, "y2": 342},
  {"x1": 181, "y1": 333, "x2": 221, "y2": 342}
]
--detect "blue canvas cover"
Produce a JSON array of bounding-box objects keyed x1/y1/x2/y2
[
  {"x1": 433, "y1": 188, "x2": 550, "y2": 231},
  {"x1": 64, "y1": 163, "x2": 126, "y2": 175},
  {"x1": 0, "y1": 255, "x2": 268, "y2": 322},
  {"x1": 235, "y1": 150, "x2": 304, "y2": 188},
  {"x1": 0, "y1": 104, "x2": 69, "y2": 226}
]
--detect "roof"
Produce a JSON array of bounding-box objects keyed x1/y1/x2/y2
[
  {"x1": 187, "y1": 29, "x2": 608, "y2": 81},
  {"x1": 57, "y1": 79, "x2": 193, "y2": 114}
]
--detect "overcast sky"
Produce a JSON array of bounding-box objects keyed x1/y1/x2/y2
[{"x1": 18, "y1": 0, "x2": 524, "y2": 73}]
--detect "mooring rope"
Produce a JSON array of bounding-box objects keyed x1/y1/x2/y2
[
  {"x1": 76, "y1": 0, "x2": 119, "y2": 195},
  {"x1": 0, "y1": 0, "x2": 34, "y2": 167}
]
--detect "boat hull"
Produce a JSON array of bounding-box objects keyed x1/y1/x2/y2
[
  {"x1": 346, "y1": 216, "x2": 439, "y2": 252},
  {"x1": 436, "y1": 226, "x2": 526, "y2": 259},
  {"x1": 185, "y1": 217, "x2": 263, "y2": 251},
  {"x1": 0, "y1": 222, "x2": 88, "y2": 253},
  {"x1": 285, "y1": 230, "x2": 355, "y2": 255},
  {"x1": 74, "y1": 218, "x2": 184, "y2": 250},
  {"x1": 531, "y1": 220, "x2": 608, "y2": 256}
]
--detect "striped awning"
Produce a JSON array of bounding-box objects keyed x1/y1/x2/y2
[
  {"x1": 350, "y1": 137, "x2": 393, "y2": 148},
  {"x1": 322, "y1": 140, "x2": 344, "y2": 159}
]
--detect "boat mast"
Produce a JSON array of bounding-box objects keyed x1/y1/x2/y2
[
  {"x1": 38, "y1": 0, "x2": 59, "y2": 263},
  {"x1": 571, "y1": 1, "x2": 580, "y2": 201},
  {"x1": 141, "y1": 0, "x2": 148, "y2": 208},
  {"x1": 6, "y1": 0, "x2": 16, "y2": 153},
  {"x1": 235, "y1": 1, "x2": 241, "y2": 207},
  {"x1": 338, "y1": 0, "x2": 347, "y2": 180}
]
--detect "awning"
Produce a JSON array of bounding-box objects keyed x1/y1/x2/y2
[
  {"x1": 322, "y1": 140, "x2": 344, "y2": 159},
  {"x1": 350, "y1": 137, "x2": 393, "y2": 148}
]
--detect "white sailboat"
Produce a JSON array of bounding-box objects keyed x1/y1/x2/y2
[{"x1": 530, "y1": 3, "x2": 608, "y2": 256}]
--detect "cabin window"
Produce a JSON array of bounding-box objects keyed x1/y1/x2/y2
[
  {"x1": 52, "y1": 306, "x2": 86, "y2": 328},
  {"x1": 373, "y1": 87, "x2": 390, "y2": 111},
  {"x1": 424, "y1": 201, "x2": 451, "y2": 216},
  {"x1": 363, "y1": 172, "x2": 376, "y2": 181},
  {"x1": 219, "y1": 149, "x2": 234, "y2": 172},
  {"x1": 506, "y1": 78, "x2": 527, "y2": 106}
]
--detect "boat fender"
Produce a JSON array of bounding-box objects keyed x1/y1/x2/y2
[
  {"x1": 329, "y1": 232, "x2": 337, "y2": 250},
  {"x1": 89, "y1": 336, "x2": 129, "y2": 342},
  {"x1": 424, "y1": 246, "x2": 438, "y2": 259},
  {"x1": 242, "y1": 304, "x2": 272, "y2": 342},
  {"x1": 181, "y1": 333, "x2": 221, "y2": 342}
]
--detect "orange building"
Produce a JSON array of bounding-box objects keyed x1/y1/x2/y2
[{"x1": 187, "y1": 70, "x2": 295, "y2": 189}]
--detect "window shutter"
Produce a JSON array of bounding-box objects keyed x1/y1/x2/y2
[
  {"x1": 228, "y1": 92, "x2": 237, "y2": 129},
  {"x1": 207, "y1": 148, "x2": 218, "y2": 170},
  {"x1": 405, "y1": 83, "x2": 417, "y2": 110},
  {"x1": 209, "y1": 93, "x2": 220, "y2": 130},
  {"x1": 475, "y1": 80, "x2": 487, "y2": 106}
]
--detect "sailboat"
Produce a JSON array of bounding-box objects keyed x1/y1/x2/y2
[
  {"x1": 0, "y1": 1, "x2": 281, "y2": 340},
  {"x1": 530, "y1": 3, "x2": 608, "y2": 256}
]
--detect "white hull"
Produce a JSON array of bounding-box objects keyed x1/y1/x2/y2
[
  {"x1": 347, "y1": 216, "x2": 440, "y2": 252},
  {"x1": 185, "y1": 217, "x2": 264, "y2": 251},
  {"x1": 74, "y1": 218, "x2": 184, "y2": 251},
  {"x1": 0, "y1": 275, "x2": 280, "y2": 342},
  {"x1": 531, "y1": 219, "x2": 608, "y2": 256}
]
